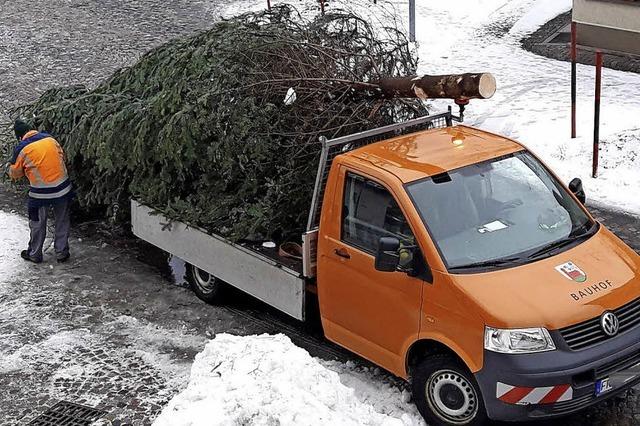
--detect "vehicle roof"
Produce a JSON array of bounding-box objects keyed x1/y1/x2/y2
[{"x1": 346, "y1": 125, "x2": 525, "y2": 183}]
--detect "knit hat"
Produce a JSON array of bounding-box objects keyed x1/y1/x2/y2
[{"x1": 14, "y1": 119, "x2": 34, "y2": 140}]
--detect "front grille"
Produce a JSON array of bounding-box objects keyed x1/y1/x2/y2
[
  {"x1": 547, "y1": 393, "x2": 594, "y2": 415},
  {"x1": 560, "y1": 296, "x2": 640, "y2": 350},
  {"x1": 595, "y1": 350, "x2": 640, "y2": 379}
]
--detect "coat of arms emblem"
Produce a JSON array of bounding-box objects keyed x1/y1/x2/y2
[{"x1": 555, "y1": 261, "x2": 587, "y2": 283}]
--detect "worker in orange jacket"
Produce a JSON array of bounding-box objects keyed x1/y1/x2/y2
[{"x1": 6, "y1": 119, "x2": 73, "y2": 263}]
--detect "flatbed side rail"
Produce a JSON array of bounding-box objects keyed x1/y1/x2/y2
[
  {"x1": 306, "y1": 109, "x2": 460, "y2": 232},
  {"x1": 131, "y1": 200, "x2": 306, "y2": 321}
]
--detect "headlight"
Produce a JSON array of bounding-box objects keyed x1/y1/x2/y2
[{"x1": 484, "y1": 326, "x2": 556, "y2": 354}]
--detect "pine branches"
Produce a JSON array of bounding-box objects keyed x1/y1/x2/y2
[{"x1": 1, "y1": 5, "x2": 425, "y2": 242}]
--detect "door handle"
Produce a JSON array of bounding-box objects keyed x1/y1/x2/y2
[{"x1": 334, "y1": 247, "x2": 351, "y2": 259}]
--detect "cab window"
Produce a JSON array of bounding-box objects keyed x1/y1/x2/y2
[
  {"x1": 341, "y1": 173, "x2": 415, "y2": 254},
  {"x1": 406, "y1": 151, "x2": 594, "y2": 271}
]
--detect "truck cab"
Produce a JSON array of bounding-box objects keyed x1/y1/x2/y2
[{"x1": 316, "y1": 125, "x2": 640, "y2": 424}]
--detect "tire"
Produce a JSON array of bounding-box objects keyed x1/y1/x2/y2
[
  {"x1": 185, "y1": 263, "x2": 226, "y2": 305},
  {"x1": 412, "y1": 354, "x2": 488, "y2": 426}
]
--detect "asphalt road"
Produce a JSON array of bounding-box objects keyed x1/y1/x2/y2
[{"x1": 0, "y1": 0, "x2": 227, "y2": 119}]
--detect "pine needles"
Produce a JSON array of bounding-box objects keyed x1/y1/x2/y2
[{"x1": 2, "y1": 6, "x2": 425, "y2": 242}]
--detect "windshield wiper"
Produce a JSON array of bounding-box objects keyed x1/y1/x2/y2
[
  {"x1": 449, "y1": 256, "x2": 525, "y2": 271},
  {"x1": 527, "y1": 222, "x2": 596, "y2": 260}
]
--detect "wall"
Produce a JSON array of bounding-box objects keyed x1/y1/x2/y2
[
  {"x1": 573, "y1": 0, "x2": 640, "y2": 55},
  {"x1": 574, "y1": 0, "x2": 640, "y2": 32}
]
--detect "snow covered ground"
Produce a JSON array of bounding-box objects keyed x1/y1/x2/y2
[
  {"x1": 154, "y1": 1, "x2": 640, "y2": 424},
  {"x1": 412, "y1": 0, "x2": 640, "y2": 216},
  {"x1": 0, "y1": 209, "x2": 211, "y2": 423}
]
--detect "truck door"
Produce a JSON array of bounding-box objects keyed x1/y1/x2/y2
[{"x1": 319, "y1": 169, "x2": 424, "y2": 375}]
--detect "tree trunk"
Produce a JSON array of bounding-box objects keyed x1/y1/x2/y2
[{"x1": 375, "y1": 73, "x2": 496, "y2": 101}]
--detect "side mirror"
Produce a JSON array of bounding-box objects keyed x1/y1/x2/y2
[
  {"x1": 569, "y1": 178, "x2": 586, "y2": 204},
  {"x1": 375, "y1": 237, "x2": 400, "y2": 272}
]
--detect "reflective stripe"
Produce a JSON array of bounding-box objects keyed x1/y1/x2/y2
[
  {"x1": 30, "y1": 177, "x2": 70, "y2": 191},
  {"x1": 15, "y1": 136, "x2": 69, "y2": 188},
  {"x1": 545, "y1": 385, "x2": 572, "y2": 403},
  {"x1": 497, "y1": 382, "x2": 573, "y2": 405},
  {"x1": 519, "y1": 386, "x2": 554, "y2": 405},
  {"x1": 496, "y1": 382, "x2": 514, "y2": 399},
  {"x1": 498, "y1": 386, "x2": 534, "y2": 404},
  {"x1": 30, "y1": 177, "x2": 70, "y2": 188},
  {"x1": 29, "y1": 185, "x2": 72, "y2": 199},
  {"x1": 19, "y1": 152, "x2": 45, "y2": 185},
  {"x1": 29, "y1": 177, "x2": 71, "y2": 195}
]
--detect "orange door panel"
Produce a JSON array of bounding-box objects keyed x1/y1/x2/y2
[{"x1": 318, "y1": 166, "x2": 423, "y2": 376}]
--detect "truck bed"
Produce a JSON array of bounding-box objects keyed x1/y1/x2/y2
[
  {"x1": 131, "y1": 200, "x2": 306, "y2": 320},
  {"x1": 245, "y1": 243, "x2": 303, "y2": 276}
]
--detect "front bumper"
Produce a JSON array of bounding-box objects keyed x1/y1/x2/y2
[{"x1": 475, "y1": 326, "x2": 640, "y2": 421}]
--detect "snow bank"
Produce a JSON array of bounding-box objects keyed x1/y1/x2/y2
[
  {"x1": 0, "y1": 211, "x2": 28, "y2": 281},
  {"x1": 153, "y1": 334, "x2": 422, "y2": 426}
]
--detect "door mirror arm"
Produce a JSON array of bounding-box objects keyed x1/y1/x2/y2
[
  {"x1": 397, "y1": 245, "x2": 418, "y2": 274},
  {"x1": 406, "y1": 248, "x2": 433, "y2": 282}
]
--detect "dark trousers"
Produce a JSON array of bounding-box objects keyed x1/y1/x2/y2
[{"x1": 28, "y1": 199, "x2": 71, "y2": 261}]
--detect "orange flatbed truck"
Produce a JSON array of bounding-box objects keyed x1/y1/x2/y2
[{"x1": 132, "y1": 109, "x2": 640, "y2": 425}]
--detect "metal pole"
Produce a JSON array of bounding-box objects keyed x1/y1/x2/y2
[
  {"x1": 593, "y1": 50, "x2": 603, "y2": 178},
  {"x1": 409, "y1": 0, "x2": 416, "y2": 42},
  {"x1": 267, "y1": 0, "x2": 271, "y2": 10},
  {"x1": 319, "y1": 0, "x2": 325, "y2": 15},
  {"x1": 571, "y1": 21, "x2": 577, "y2": 139}
]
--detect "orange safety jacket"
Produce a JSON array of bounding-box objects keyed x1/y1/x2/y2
[{"x1": 9, "y1": 130, "x2": 73, "y2": 208}]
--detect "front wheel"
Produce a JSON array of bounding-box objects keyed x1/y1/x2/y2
[
  {"x1": 412, "y1": 354, "x2": 487, "y2": 426},
  {"x1": 185, "y1": 263, "x2": 226, "y2": 305}
]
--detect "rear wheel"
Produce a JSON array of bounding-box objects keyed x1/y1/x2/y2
[
  {"x1": 412, "y1": 354, "x2": 487, "y2": 425},
  {"x1": 185, "y1": 263, "x2": 226, "y2": 305}
]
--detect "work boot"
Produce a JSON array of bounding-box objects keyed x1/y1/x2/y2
[
  {"x1": 56, "y1": 253, "x2": 71, "y2": 264},
  {"x1": 20, "y1": 250, "x2": 42, "y2": 264}
]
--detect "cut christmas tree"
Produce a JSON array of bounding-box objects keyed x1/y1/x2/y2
[{"x1": 2, "y1": 6, "x2": 494, "y2": 243}]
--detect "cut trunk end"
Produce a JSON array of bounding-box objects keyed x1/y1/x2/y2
[{"x1": 478, "y1": 73, "x2": 497, "y2": 100}]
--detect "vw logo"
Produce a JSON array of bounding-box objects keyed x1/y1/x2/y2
[{"x1": 601, "y1": 312, "x2": 620, "y2": 337}]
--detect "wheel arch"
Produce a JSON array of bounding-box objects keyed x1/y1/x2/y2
[{"x1": 405, "y1": 336, "x2": 481, "y2": 378}]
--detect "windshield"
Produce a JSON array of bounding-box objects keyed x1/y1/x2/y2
[{"x1": 406, "y1": 151, "x2": 596, "y2": 272}]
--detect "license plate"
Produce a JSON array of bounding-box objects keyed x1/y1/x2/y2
[
  {"x1": 595, "y1": 378, "x2": 612, "y2": 396},
  {"x1": 595, "y1": 361, "x2": 640, "y2": 397}
]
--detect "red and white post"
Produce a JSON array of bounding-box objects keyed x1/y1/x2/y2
[
  {"x1": 593, "y1": 50, "x2": 603, "y2": 178},
  {"x1": 571, "y1": 22, "x2": 577, "y2": 139}
]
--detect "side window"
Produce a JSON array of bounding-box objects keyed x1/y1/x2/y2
[{"x1": 342, "y1": 173, "x2": 415, "y2": 254}]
